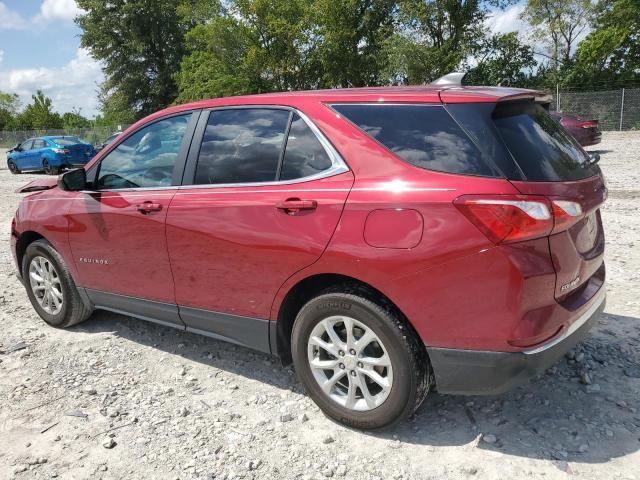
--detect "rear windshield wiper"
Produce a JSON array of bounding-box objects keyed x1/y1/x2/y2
[{"x1": 587, "y1": 153, "x2": 600, "y2": 165}]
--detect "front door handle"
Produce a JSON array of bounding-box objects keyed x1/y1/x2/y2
[
  {"x1": 276, "y1": 198, "x2": 318, "y2": 214},
  {"x1": 136, "y1": 201, "x2": 163, "y2": 214}
]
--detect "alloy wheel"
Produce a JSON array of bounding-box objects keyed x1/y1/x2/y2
[
  {"x1": 29, "y1": 256, "x2": 64, "y2": 315},
  {"x1": 307, "y1": 316, "x2": 393, "y2": 411}
]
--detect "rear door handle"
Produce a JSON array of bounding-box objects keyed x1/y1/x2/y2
[
  {"x1": 276, "y1": 198, "x2": 318, "y2": 214},
  {"x1": 136, "y1": 201, "x2": 163, "y2": 214}
]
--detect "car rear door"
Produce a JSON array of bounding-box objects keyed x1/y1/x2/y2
[
  {"x1": 165, "y1": 107, "x2": 353, "y2": 350},
  {"x1": 31, "y1": 139, "x2": 48, "y2": 168},
  {"x1": 67, "y1": 111, "x2": 199, "y2": 327}
]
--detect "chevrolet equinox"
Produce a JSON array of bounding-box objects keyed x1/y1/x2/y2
[{"x1": 11, "y1": 81, "x2": 607, "y2": 429}]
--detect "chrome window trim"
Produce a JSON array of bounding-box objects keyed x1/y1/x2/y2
[{"x1": 86, "y1": 107, "x2": 349, "y2": 193}]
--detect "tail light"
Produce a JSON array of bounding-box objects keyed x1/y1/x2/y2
[
  {"x1": 52, "y1": 148, "x2": 71, "y2": 155},
  {"x1": 577, "y1": 120, "x2": 598, "y2": 129},
  {"x1": 454, "y1": 195, "x2": 585, "y2": 244}
]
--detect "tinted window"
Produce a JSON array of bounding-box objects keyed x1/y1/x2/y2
[
  {"x1": 280, "y1": 114, "x2": 332, "y2": 180},
  {"x1": 52, "y1": 136, "x2": 83, "y2": 146},
  {"x1": 195, "y1": 109, "x2": 290, "y2": 184},
  {"x1": 96, "y1": 114, "x2": 190, "y2": 190},
  {"x1": 20, "y1": 140, "x2": 34, "y2": 151},
  {"x1": 493, "y1": 102, "x2": 598, "y2": 181},
  {"x1": 332, "y1": 104, "x2": 501, "y2": 177},
  {"x1": 33, "y1": 139, "x2": 47, "y2": 149}
]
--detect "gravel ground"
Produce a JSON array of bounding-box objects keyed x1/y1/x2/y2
[{"x1": 0, "y1": 133, "x2": 639, "y2": 480}]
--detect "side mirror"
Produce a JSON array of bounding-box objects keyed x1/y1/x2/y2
[{"x1": 58, "y1": 168, "x2": 87, "y2": 191}]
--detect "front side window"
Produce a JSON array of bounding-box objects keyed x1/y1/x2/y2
[
  {"x1": 194, "y1": 109, "x2": 290, "y2": 184},
  {"x1": 96, "y1": 114, "x2": 190, "y2": 190},
  {"x1": 20, "y1": 139, "x2": 33, "y2": 151}
]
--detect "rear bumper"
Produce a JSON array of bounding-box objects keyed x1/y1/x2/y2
[{"x1": 427, "y1": 288, "x2": 606, "y2": 395}]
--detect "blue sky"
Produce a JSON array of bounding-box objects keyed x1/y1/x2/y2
[
  {"x1": 0, "y1": 0, "x2": 103, "y2": 117},
  {"x1": 0, "y1": 1, "x2": 534, "y2": 120}
]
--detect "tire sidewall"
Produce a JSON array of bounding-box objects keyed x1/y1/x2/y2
[
  {"x1": 22, "y1": 241, "x2": 74, "y2": 327},
  {"x1": 292, "y1": 294, "x2": 417, "y2": 430}
]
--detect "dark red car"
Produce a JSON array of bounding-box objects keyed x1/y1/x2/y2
[
  {"x1": 551, "y1": 112, "x2": 602, "y2": 147},
  {"x1": 11, "y1": 83, "x2": 606, "y2": 429}
]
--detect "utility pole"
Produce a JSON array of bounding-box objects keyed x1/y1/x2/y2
[{"x1": 619, "y1": 88, "x2": 625, "y2": 131}]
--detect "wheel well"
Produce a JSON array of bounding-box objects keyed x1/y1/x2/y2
[
  {"x1": 275, "y1": 273, "x2": 422, "y2": 365},
  {"x1": 15, "y1": 231, "x2": 45, "y2": 270}
]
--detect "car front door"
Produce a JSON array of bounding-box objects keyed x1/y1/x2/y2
[
  {"x1": 15, "y1": 139, "x2": 34, "y2": 169},
  {"x1": 165, "y1": 107, "x2": 354, "y2": 350},
  {"x1": 67, "y1": 111, "x2": 199, "y2": 327}
]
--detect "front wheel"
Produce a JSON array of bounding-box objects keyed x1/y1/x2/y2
[
  {"x1": 22, "y1": 239, "x2": 92, "y2": 328},
  {"x1": 43, "y1": 159, "x2": 59, "y2": 175},
  {"x1": 8, "y1": 161, "x2": 20, "y2": 174},
  {"x1": 292, "y1": 292, "x2": 431, "y2": 430}
]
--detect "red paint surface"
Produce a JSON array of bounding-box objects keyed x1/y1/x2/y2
[{"x1": 12, "y1": 85, "x2": 606, "y2": 354}]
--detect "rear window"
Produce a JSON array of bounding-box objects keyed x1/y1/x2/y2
[
  {"x1": 332, "y1": 104, "x2": 502, "y2": 177},
  {"x1": 492, "y1": 102, "x2": 599, "y2": 181},
  {"x1": 52, "y1": 136, "x2": 83, "y2": 146}
]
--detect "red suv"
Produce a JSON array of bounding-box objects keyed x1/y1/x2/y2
[{"x1": 11, "y1": 84, "x2": 606, "y2": 429}]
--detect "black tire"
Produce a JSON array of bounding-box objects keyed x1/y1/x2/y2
[
  {"x1": 22, "y1": 239, "x2": 92, "y2": 328},
  {"x1": 43, "y1": 159, "x2": 59, "y2": 175},
  {"x1": 292, "y1": 292, "x2": 431, "y2": 430},
  {"x1": 8, "y1": 161, "x2": 20, "y2": 174}
]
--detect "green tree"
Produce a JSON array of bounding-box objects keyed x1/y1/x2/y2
[
  {"x1": 18, "y1": 91, "x2": 63, "y2": 129},
  {"x1": 77, "y1": 0, "x2": 192, "y2": 120},
  {"x1": 465, "y1": 32, "x2": 537, "y2": 86},
  {"x1": 567, "y1": 0, "x2": 640, "y2": 88},
  {"x1": 384, "y1": 0, "x2": 488, "y2": 84},
  {"x1": 311, "y1": 0, "x2": 396, "y2": 87},
  {"x1": 0, "y1": 92, "x2": 20, "y2": 130},
  {"x1": 522, "y1": 0, "x2": 594, "y2": 76},
  {"x1": 62, "y1": 108, "x2": 91, "y2": 129}
]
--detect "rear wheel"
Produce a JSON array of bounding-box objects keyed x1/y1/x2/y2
[
  {"x1": 8, "y1": 161, "x2": 20, "y2": 174},
  {"x1": 22, "y1": 239, "x2": 92, "y2": 328},
  {"x1": 43, "y1": 159, "x2": 59, "y2": 175},
  {"x1": 292, "y1": 292, "x2": 431, "y2": 429}
]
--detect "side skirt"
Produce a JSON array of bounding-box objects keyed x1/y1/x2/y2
[{"x1": 83, "y1": 289, "x2": 272, "y2": 354}]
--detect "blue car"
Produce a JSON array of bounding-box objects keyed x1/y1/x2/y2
[{"x1": 7, "y1": 136, "x2": 95, "y2": 175}]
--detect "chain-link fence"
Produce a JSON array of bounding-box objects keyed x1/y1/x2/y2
[
  {"x1": 550, "y1": 88, "x2": 639, "y2": 131},
  {"x1": 0, "y1": 125, "x2": 129, "y2": 148}
]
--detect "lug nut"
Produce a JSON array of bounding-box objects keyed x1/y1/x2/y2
[
  {"x1": 349, "y1": 349, "x2": 356, "y2": 355},
  {"x1": 339, "y1": 363, "x2": 345, "y2": 369},
  {"x1": 338, "y1": 350, "x2": 345, "y2": 356},
  {"x1": 350, "y1": 370, "x2": 356, "y2": 376},
  {"x1": 357, "y1": 362, "x2": 363, "y2": 368}
]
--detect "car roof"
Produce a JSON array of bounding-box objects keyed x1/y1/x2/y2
[{"x1": 127, "y1": 85, "x2": 545, "y2": 135}]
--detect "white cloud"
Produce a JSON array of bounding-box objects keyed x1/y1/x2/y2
[
  {"x1": 485, "y1": 4, "x2": 529, "y2": 36},
  {"x1": 0, "y1": 2, "x2": 27, "y2": 29},
  {"x1": 37, "y1": 0, "x2": 84, "y2": 22},
  {"x1": 0, "y1": 49, "x2": 4, "y2": 66},
  {"x1": 0, "y1": 48, "x2": 103, "y2": 117}
]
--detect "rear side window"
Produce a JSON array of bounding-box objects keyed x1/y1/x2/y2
[
  {"x1": 280, "y1": 113, "x2": 332, "y2": 180},
  {"x1": 493, "y1": 102, "x2": 598, "y2": 181},
  {"x1": 332, "y1": 104, "x2": 502, "y2": 177},
  {"x1": 33, "y1": 139, "x2": 47, "y2": 149},
  {"x1": 195, "y1": 109, "x2": 290, "y2": 184}
]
